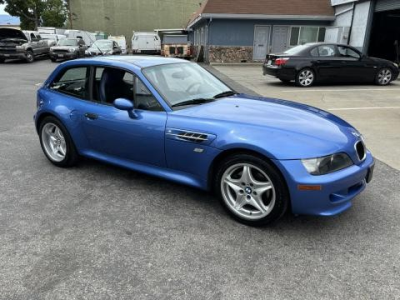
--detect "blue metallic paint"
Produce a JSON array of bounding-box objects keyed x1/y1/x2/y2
[{"x1": 35, "y1": 56, "x2": 374, "y2": 217}]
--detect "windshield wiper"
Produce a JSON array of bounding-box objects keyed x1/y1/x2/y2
[
  {"x1": 172, "y1": 98, "x2": 215, "y2": 108},
  {"x1": 213, "y1": 90, "x2": 237, "y2": 99}
]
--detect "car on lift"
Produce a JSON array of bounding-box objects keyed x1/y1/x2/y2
[
  {"x1": 34, "y1": 56, "x2": 374, "y2": 226},
  {"x1": 0, "y1": 28, "x2": 50, "y2": 63},
  {"x1": 50, "y1": 38, "x2": 87, "y2": 62},
  {"x1": 263, "y1": 42, "x2": 399, "y2": 87}
]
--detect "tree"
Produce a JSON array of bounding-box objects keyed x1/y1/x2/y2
[{"x1": 0, "y1": 0, "x2": 67, "y2": 30}]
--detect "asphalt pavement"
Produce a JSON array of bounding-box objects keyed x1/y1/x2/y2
[{"x1": 0, "y1": 59, "x2": 399, "y2": 299}]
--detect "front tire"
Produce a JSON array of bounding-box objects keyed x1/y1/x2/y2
[
  {"x1": 296, "y1": 68, "x2": 315, "y2": 87},
  {"x1": 375, "y1": 68, "x2": 393, "y2": 86},
  {"x1": 39, "y1": 116, "x2": 78, "y2": 167},
  {"x1": 25, "y1": 50, "x2": 34, "y2": 63},
  {"x1": 215, "y1": 154, "x2": 289, "y2": 226}
]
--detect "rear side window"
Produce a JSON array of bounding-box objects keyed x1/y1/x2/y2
[
  {"x1": 50, "y1": 67, "x2": 89, "y2": 99},
  {"x1": 317, "y1": 45, "x2": 337, "y2": 57}
]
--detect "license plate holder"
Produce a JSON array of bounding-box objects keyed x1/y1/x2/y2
[
  {"x1": 366, "y1": 162, "x2": 375, "y2": 183},
  {"x1": 58, "y1": 54, "x2": 64, "y2": 58}
]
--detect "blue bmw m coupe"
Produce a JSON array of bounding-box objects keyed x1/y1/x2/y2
[{"x1": 34, "y1": 56, "x2": 374, "y2": 225}]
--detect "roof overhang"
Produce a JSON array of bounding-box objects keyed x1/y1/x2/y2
[{"x1": 187, "y1": 13, "x2": 335, "y2": 29}]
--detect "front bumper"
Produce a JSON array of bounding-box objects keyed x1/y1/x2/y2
[
  {"x1": 50, "y1": 52, "x2": 77, "y2": 59},
  {"x1": 0, "y1": 52, "x2": 27, "y2": 60},
  {"x1": 274, "y1": 151, "x2": 374, "y2": 216}
]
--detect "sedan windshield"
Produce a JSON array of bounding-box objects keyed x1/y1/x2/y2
[
  {"x1": 142, "y1": 63, "x2": 233, "y2": 107},
  {"x1": 90, "y1": 40, "x2": 112, "y2": 51},
  {"x1": 58, "y1": 39, "x2": 78, "y2": 46}
]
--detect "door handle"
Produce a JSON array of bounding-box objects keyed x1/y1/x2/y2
[{"x1": 85, "y1": 113, "x2": 98, "y2": 120}]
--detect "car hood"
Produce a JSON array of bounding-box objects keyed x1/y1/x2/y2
[
  {"x1": 170, "y1": 95, "x2": 360, "y2": 160},
  {"x1": 0, "y1": 28, "x2": 27, "y2": 42},
  {"x1": 369, "y1": 56, "x2": 397, "y2": 66},
  {"x1": 52, "y1": 46, "x2": 78, "y2": 50}
]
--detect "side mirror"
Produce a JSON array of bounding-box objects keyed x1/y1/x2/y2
[{"x1": 113, "y1": 98, "x2": 137, "y2": 118}]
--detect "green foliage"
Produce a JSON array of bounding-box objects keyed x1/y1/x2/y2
[{"x1": 0, "y1": 0, "x2": 67, "y2": 30}]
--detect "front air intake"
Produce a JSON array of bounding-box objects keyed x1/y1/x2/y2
[{"x1": 355, "y1": 141, "x2": 366, "y2": 161}]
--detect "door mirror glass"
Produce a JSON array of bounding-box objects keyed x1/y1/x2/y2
[{"x1": 114, "y1": 98, "x2": 134, "y2": 111}]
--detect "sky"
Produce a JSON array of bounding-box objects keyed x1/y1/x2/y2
[{"x1": 0, "y1": 4, "x2": 7, "y2": 15}]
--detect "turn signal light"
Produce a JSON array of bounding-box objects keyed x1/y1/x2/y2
[
  {"x1": 297, "y1": 185, "x2": 322, "y2": 191},
  {"x1": 275, "y1": 58, "x2": 289, "y2": 66}
]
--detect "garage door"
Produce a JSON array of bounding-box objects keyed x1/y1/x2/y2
[{"x1": 375, "y1": 0, "x2": 400, "y2": 12}]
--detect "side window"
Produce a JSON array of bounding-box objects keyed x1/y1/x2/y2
[
  {"x1": 134, "y1": 77, "x2": 163, "y2": 111},
  {"x1": 50, "y1": 67, "x2": 89, "y2": 99},
  {"x1": 338, "y1": 46, "x2": 360, "y2": 60},
  {"x1": 93, "y1": 67, "x2": 133, "y2": 104},
  {"x1": 318, "y1": 45, "x2": 336, "y2": 57}
]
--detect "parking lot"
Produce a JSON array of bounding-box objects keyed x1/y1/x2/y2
[{"x1": 1, "y1": 59, "x2": 400, "y2": 299}]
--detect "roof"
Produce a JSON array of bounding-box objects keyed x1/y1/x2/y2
[
  {"x1": 187, "y1": 0, "x2": 334, "y2": 28},
  {"x1": 0, "y1": 15, "x2": 20, "y2": 26},
  {"x1": 71, "y1": 56, "x2": 189, "y2": 69}
]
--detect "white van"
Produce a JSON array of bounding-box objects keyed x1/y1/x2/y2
[
  {"x1": 131, "y1": 32, "x2": 161, "y2": 54},
  {"x1": 108, "y1": 35, "x2": 127, "y2": 54}
]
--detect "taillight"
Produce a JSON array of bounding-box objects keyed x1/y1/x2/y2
[{"x1": 275, "y1": 57, "x2": 289, "y2": 66}]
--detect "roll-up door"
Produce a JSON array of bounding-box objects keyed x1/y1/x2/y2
[{"x1": 375, "y1": 0, "x2": 400, "y2": 12}]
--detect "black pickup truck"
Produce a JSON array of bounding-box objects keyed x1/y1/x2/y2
[{"x1": 0, "y1": 28, "x2": 50, "y2": 63}]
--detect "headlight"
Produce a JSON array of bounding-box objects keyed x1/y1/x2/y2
[
  {"x1": 50, "y1": 47, "x2": 54, "y2": 52},
  {"x1": 69, "y1": 48, "x2": 75, "y2": 52},
  {"x1": 393, "y1": 63, "x2": 399, "y2": 69},
  {"x1": 302, "y1": 153, "x2": 353, "y2": 175}
]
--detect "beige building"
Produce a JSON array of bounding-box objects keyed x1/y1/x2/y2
[{"x1": 69, "y1": 0, "x2": 200, "y2": 42}]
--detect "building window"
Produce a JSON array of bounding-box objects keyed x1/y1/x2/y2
[{"x1": 290, "y1": 27, "x2": 326, "y2": 46}]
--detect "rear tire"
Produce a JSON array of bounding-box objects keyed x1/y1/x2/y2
[
  {"x1": 39, "y1": 116, "x2": 78, "y2": 167},
  {"x1": 25, "y1": 50, "x2": 34, "y2": 63},
  {"x1": 375, "y1": 68, "x2": 393, "y2": 86},
  {"x1": 214, "y1": 154, "x2": 289, "y2": 226},
  {"x1": 295, "y1": 68, "x2": 315, "y2": 87}
]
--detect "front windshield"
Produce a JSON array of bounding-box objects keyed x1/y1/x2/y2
[
  {"x1": 90, "y1": 40, "x2": 112, "y2": 50},
  {"x1": 58, "y1": 39, "x2": 77, "y2": 46},
  {"x1": 142, "y1": 63, "x2": 232, "y2": 107}
]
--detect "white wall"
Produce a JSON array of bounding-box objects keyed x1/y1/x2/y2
[{"x1": 349, "y1": 1, "x2": 371, "y2": 49}]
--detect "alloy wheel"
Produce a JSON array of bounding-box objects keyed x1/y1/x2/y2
[
  {"x1": 221, "y1": 163, "x2": 276, "y2": 221},
  {"x1": 377, "y1": 69, "x2": 392, "y2": 85},
  {"x1": 41, "y1": 123, "x2": 67, "y2": 162},
  {"x1": 298, "y1": 69, "x2": 314, "y2": 87}
]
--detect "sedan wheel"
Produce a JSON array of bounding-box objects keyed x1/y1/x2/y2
[
  {"x1": 39, "y1": 116, "x2": 78, "y2": 167},
  {"x1": 296, "y1": 68, "x2": 315, "y2": 87},
  {"x1": 376, "y1": 68, "x2": 392, "y2": 86},
  {"x1": 216, "y1": 154, "x2": 289, "y2": 226}
]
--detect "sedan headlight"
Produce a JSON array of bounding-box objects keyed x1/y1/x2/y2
[
  {"x1": 393, "y1": 62, "x2": 399, "y2": 69},
  {"x1": 302, "y1": 153, "x2": 353, "y2": 175},
  {"x1": 69, "y1": 48, "x2": 75, "y2": 53}
]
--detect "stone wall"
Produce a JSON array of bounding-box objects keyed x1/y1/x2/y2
[{"x1": 208, "y1": 46, "x2": 253, "y2": 63}]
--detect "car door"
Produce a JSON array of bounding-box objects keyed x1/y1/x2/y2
[
  {"x1": 310, "y1": 45, "x2": 343, "y2": 81},
  {"x1": 337, "y1": 45, "x2": 376, "y2": 82},
  {"x1": 81, "y1": 66, "x2": 167, "y2": 167}
]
